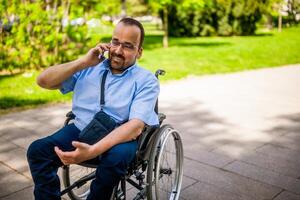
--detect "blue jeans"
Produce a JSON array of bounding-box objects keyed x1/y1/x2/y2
[{"x1": 27, "y1": 123, "x2": 137, "y2": 200}]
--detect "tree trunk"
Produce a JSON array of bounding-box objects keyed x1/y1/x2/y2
[
  {"x1": 278, "y1": 11, "x2": 282, "y2": 32},
  {"x1": 163, "y1": 7, "x2": 168, "y2": 48},
  {"x1": 121, "y1": 0, "x2": 126, "y2": 18},
  {"x1": 53, "y1": 0, "x2": 59, "y2": 61}
]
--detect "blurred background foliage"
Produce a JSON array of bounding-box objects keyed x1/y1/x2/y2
[{"x1": 1, "y1": 0, "x2": 299, "y2": 73}]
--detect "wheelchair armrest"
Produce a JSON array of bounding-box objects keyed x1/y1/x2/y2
[
  {"x1": 66, "y1": 111, "x2": 76, "y2": 119},
  {"x1": 136, "y1": 113, "x2": 165, "y2": 153},
  {"x1": 136, "y1": 125, "x2": 157, "y2": 158},
  {"x1": 64, "y1": 111, "x2": 76, "y2": 126},
  {"x1": 158, "y1": 113, "x2": 166, "y2": 124}
]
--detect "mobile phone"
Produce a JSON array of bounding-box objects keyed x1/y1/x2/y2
[{"x1": 98, "y1": 49, "x2": 109, "y2": 60}]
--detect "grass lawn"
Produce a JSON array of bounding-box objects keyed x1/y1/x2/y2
[
  {"x1": 0, "y1": 26, "x2": 300, "y2": 113},
  {"x1": 139, "y1": 26, "x2": 300, "y2": 80},
  {"x1": 0, "y1": 71, "x2": 71, "y2": 114}
]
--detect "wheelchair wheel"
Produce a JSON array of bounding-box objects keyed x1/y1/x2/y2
[
  {"x1": 62, "y1": 164, "x2": 96, "y2": 200},
  {"x1": 147, "y1": 124, "x2": 184, "y2": 200}
]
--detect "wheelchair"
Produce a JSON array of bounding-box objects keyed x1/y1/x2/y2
[{"x1": 60, "y1": 70, "x2": 184, "y2": 200}]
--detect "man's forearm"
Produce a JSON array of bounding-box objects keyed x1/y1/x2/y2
[
  {"x1": 37, "y1": 58, "x2": 85, "y2": 89},
  {"x1": 91, "y1": 119, "x2": 144, "y2": 157}
]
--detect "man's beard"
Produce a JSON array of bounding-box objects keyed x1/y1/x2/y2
[{"x1": 109, "y1": 53, "x2": 125, "y2": 69}]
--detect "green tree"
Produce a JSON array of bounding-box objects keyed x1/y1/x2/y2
[
  {"x1": 164, "y1": 0, "x2": 270, "y2": 37},
  {"x1": 147, "y1": 0, "x2": 173, "y2": 48},
  {"x1": 286, "y1": 0, "x2": 300, "y2": 24},
  {"x1": 146, "y1": 0, "x2": 204, "y2": 47},
  {"x1": 94, "y1": 0, "x2": 121, "y2": 22},
  {"x1": 0, "y1": 0, "x2": 113, "y2": 73},
  {"x1": 263, "y1": 0, "x2": 285, "y2": 30},
  {"x1": 126, "y1": 0, "x2": 149, "y2": 16}
]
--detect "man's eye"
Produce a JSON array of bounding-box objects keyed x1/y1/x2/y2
[
  {"x1": 112, "y1": 41, "x2": 119, "y2": 46},
  {"x1": 124, "y1": 44, "x2": 134, "y2": 49}
]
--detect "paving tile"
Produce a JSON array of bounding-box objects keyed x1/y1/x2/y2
[
  {"x1": 271, "y1": 133, "x2": 300, "y2": 151},
  {"x1": 284, "y1": 132, "x2": 300, "y2": 141},
  {"x1": 256, "y1": 144, "x2": 300, "y2": 167},
  {"x1": 16, "y1": 104, "x2": 70, "y2": 121},
  {"x1": 1, "y1": 169, "x2": 71, "y2": 200},
  {"x1": 0, "y1": 147, "x2": 31, "y2": 179},
  {"x1": 184, "y1": 159, "x2": 281, "y2": 199},
  {"x1": 184, "y1": 148, "x2": 234, "y2": 168},
  {"x1": 237, "y1": 151, "x2": 300, "y2": 178},
  {"x1": 212, "y1": 143, "x2": 264, "y2": 159},
  {"x1": 0, "y1": 163, "x2": 32, "y2": 198},
  {"x1": 47, "y1": 115, "x2": 69, "y2": 127},
  {"x1": 0, "y1": 186, "x2": 33, "y2": 200},
  {"x1": 271, "y1": 139, "x2": 300, "y2": 152},
  {"x1": 0, "y1": 127, "x2": 39, "y2": 150},
  {"x1": 274, "y1": 191, "x2": 300, "y2": 200},
  {"x1": 181, "y1": 136, "x2": 216, "y2": 152},
  {"x1": 23, "y1": 123, "x2": 61, "y2": 137},
  {"x1": 224, "y1": 160, "x2": 300, "y2": 195},
  {"x1": 0, "y1": 137, "x2": 19, "y2": 153},
  {"x1": 10, "y1": 119, "x2": 45, "y2": 132},
  {"x1": 0, "y1": 117, "x2": 15, "y2": 125},
  {"x1": 181, "y1": 175, "x2": 198, "y2": 190},
  {"x1": 0, "y1": 116, "x2": 60, "y2": 139},
  {"x1": 181, "y1": 181, "x2": 253, "y2": 200},
  {"x1": 0, "y1": 123, "x2": 17, "y2": 136}
]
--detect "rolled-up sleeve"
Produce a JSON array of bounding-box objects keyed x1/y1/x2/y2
[
  {"x1": 129, "y1": 75, "x2": 160, "y2": 126},
  {"x1": 59, "y1": 72, "x2": 81, "y2": 94}
]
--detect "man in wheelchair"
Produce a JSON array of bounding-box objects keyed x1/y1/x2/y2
[{"x1": 27, "y1": 18, "x2": 160, "y2": 200}]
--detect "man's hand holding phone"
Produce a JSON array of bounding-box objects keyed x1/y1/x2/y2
[{"x1": 79, "y1": 43, "x2": 111, "y2": 69}]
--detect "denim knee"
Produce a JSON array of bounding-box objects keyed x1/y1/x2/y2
[
  {"x1": 102, "y1": 141, "x2": 137, "y2": 168},
  {"x1": 27, "y1": 139, "x2": 47, "y2": 161}
]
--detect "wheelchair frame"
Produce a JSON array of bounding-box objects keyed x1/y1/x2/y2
[{"x1": 60, "y1": 70, "x2": 184, "y2": 200}]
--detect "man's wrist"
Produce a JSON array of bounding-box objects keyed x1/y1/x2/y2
[
  {"x1": 74, "y1": 58, "x2": 87, "y2": 71},
  {"x1": 90, "y1": 144, "x2": 101, "y2": 158}
]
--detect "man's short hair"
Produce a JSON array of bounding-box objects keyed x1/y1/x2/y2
[{"x1": 119, "y1": 18, "x2": 145, "y2": 49}]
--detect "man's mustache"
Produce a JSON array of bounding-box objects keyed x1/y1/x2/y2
[{"x1": 111, "y1": 53, "x2": 125, "y2": 60}]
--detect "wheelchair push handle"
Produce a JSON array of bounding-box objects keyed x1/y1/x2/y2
[
  {"x1": 154, "y1": 69, "x2": 165, "y2": 115},
  {"x1": 155, "y1": 69, "x2": 166, "y2": 79},
  {"x1": 64, "y1": 111, "x2": 76, "y2": 126}
]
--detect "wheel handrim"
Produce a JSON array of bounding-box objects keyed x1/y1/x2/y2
[{"x1": 153, "y1": 127, "x2": 183, "y2": 200}]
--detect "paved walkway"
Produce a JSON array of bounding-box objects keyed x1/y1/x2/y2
[{"x1": 1, "y1": 65, "x2": 300, "y2": 200}]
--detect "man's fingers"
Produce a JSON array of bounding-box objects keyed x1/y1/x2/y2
[
  {"x1": 54, "y1": 146, "x2": 67, "y2": 165},
  {"x1": 54, "y1": 146, "x2": 75, "y2": 160},
  {"x1": 103, "y1": 43, "x2": 111, "y2": 51},
  {"x1": 54, "y1": 146, "x2": 62, "y2": 157},
  {"x1": 96, "y1": 46, "x2": 103, "y2": 55},
  {"x1": 54, "y1": 147, "x2": 75, "y2": 165},
  {"x1": 72, "y1": 141, "x2": 88, "y2": 149},
  {"x1": 96, "y1": 43, "x2": 110, "y2": 54}
]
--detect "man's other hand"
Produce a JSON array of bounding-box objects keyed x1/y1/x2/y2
[{"x1": 54, "y1": 141, "x2": 97, "y2": 165}]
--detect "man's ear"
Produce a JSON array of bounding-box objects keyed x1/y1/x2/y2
[{"x1": 137, "y1": 47, "x2": 143, "y2": 59}]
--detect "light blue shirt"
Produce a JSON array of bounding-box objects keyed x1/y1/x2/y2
[{"x1": 60, "y1": 59, "x2": 160, "y2": 131}]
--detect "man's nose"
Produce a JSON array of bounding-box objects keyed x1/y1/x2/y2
[{"x1": 115, "y1": 44, "x2": 123, "y2": 54}]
